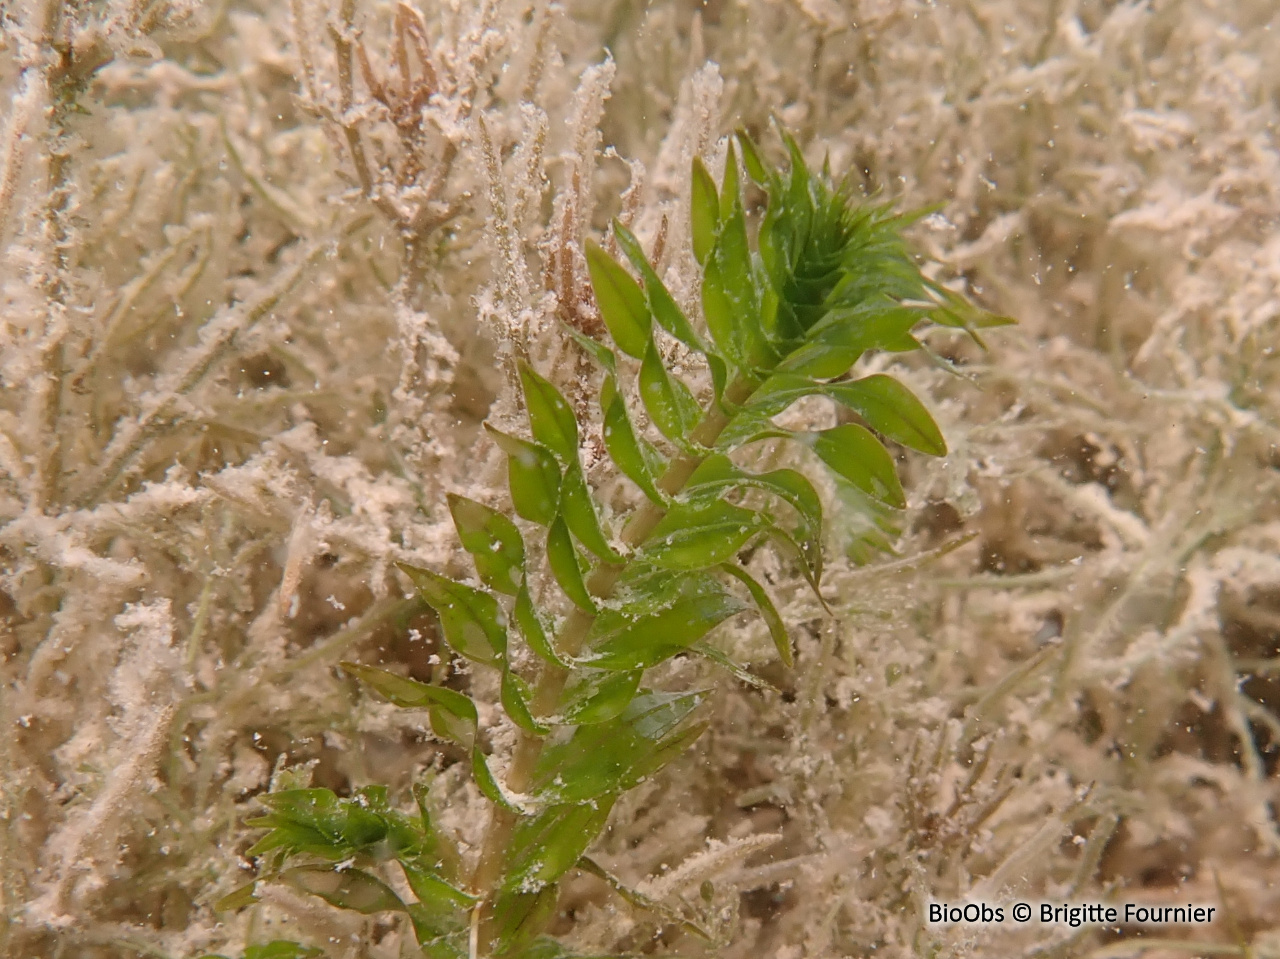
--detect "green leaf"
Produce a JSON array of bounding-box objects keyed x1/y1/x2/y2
[
  {"x1": 558, "y1": 669, "x2": 642, "y2": 725},
  {"x1": 515, "y1": 583, "x2": 568, "y2": 668},
  {"x1": 691, "y1": 640, "x2": 778, "y2": 691},
  {"x1": 735, "y1": 128, "x2": 774, "y2": 185},
  {"x1": 397, "y1": 563, "x2": 506, "y2": 666},
  {"x1": 214, "y1": 880, "x2": 262, "y2": 912},
  {"x1": 719, "y1": 563, "x2": 793, "y2": 667},
  {"x1": 763, "y1": 524, "x2": 828, "y2": 608},
  {"x1": 472, "y1": 748, "x2": 517, "y2": 811},
  {"x1": 602, "y1": 385, "x2": 665, "y2": 504},
  {"x1": 685, "y1": 454, "x2": 823, "y2": 537},
  {"x1": 778, "y1": 306, "x2": 923, "y2": 378},
  {"x1": 486, "y1": 425, "x2": 562, "y2": 527},
  {"x1": 503, "y1": 799, "x2": 616, "y2": 892},
  {"x1": 531, "y1": 691, "x2": 709, "y2": 803},
  {"x1": 690, "y1": 157, "x2": 719, "y2": 266},
  {"x1": 585, "y1": 240, "x2": 651, "y2": 359},
  {"x1": 827, "y1": 374, "x2": 947, "y2": 455},
  {"x1": 681, "y1": 454, "x2": 824, "y2": 587},
  {"x1": 560, "y1": 464, "x2": 625, "y2": 562},
  {"x1": 518, "y1": 362, "x2": 579, "y2": 462},
  {"x1": 491, "y1": 886, "x2": 562, "y2": 957},
  {"x1": 547, "y1": 516, "x2": 596, "y2": 613},
  {"x1": 584, "y1": 572, "x2": 748, "y2": 670},
  {"x1": 400, "y1": 864, "x2": 477, "y2": 919},
  {"x1": 612, "y1": 221, "x2": 707, "y2": 354},
  {"x1": 737, "y1": 373, "x2": 946, "y2": 457},
  {"x1": 242, "y1": 943, "x2": 325, "y2": 959},
  {"x1": 564, "y1": 325, "x2": 617, "y2": 376},
  {"x1": 340, "y1": 662, "x2": 480, "y2": 747},
  {"x1": 719, "y1": 140, "x2": 740, "y2": 219},
  {"x1": 701, "y1": 259, "x2": 747, "y2": 369},
  {"x1": 803, "y1": 423, "x2": 906, "y2": 508},
  {"x1": 710, "y1": 182, "x2": 773, "y2": 369},
  {"x1": 639, "y1": 341, "x2": 702, "y2": 446},
  {"x1": 640, "y1": 499, "x2": 763, "y2": 571},
  {"x1": 836, "y1": 482, "x2": 903, "y2": 565},
  {"x1": 282, "y1": 865, "x2": 405, "y2": 914},
  {"x1": 502, "y1": 666, "x2": 549, "y2": 735},
  {"x1": 447, "y1": 495, "x2": 525, "y2": 595}
]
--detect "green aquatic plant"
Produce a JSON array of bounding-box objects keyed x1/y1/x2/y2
[{"x1": 224, "y1": 128, "x2": 1000, "y2": 958}]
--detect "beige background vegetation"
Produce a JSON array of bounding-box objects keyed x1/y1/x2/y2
[{"x1": 1, "y1": 0, "x2": 1278, "y2": 957}]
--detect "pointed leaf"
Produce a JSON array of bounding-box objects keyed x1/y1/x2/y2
[
  {"x1": 585, "y1": 241, "x2": 651, "y2": 359},
  {"x1": 560, "y1": 464, "x2": 625, "y2": 562},
  {"x1": 584, "y1": 573, "x2": 748, "y2": 670},
  {"x1": 547, "y1": 516, "x2": 596, "y2": 613},
  {"x1": 690, "y1": 157, "x2": 719, "y2": 266},
  {"x1": 400, "y1": 867, "x2": 474, "y2": 948},
  {"x1": 701, "y1": 260, "x2": 747, "y2": 368},
  {"x1": 778, "y1": 307, "x2": 923, "y2": 379},
  {"x1": 735, "y1": 128, "x2": 774, "y2": 185},
  {"x1": 472, "y1": 748, "x2": 517, "y2": 811},
  {"x1": 558, "y1": 669, "x2": 642, "y2": 725},
  {"x1": 502, "y1": 666, "x2": 549, "y2": 735},
  {"x1": 827, "y1": 374, "x2": 947, "y2": 455},
  {"x1": 564, "y1": 325, "x2": 618, "y2": 376},
  {"x1": 341, "y1": 662, "x2": 479, "y2": 748},
  {"x1": 803, "y1": 423, "x2": 906, "y2": 508},
  {"x1": 640, "y1": 499, "x2": 763, "y2": 571},
  {"x1": 515, "y1": 582, "x2": 568, "y2": 668},
  {"x1": 486, "y1": 425, "x2": 562, "y2": 526},
  {"x1": 340, "y1": 662, "x2": 479, "y2": 725},
  {"x1": 518, "y1": 362, "x2": 579, "y2": 462},
  {"x1": 639, "y1": 341, "x2": 702, "y2": 446},
  {"x1": 531, "y1": 691, "x2": 709, "y2": 803},
  {"x1": 503, "y1": 799, "x2": 616, "y2": 892},
  {"x1": 719, "y1": 563, "x2": 793, "y2": 667},
  {"x1": 602, "y1": 385, "x2": 666, "y2": 504},
  {"x1": 692, "y1": 640, "x2": 778, "y2": 691},
  {"x1": 612, "y1": 220, "x2": 707, "y2": 352},
  {"x1": 214, "y1": 881, "x2": 262, "y2": 912},
  {"x1": 282, "y1": 865, "x2": 405, "y2": 914},
  {"x1": 447, "y1": 494, "x2": 524, "y2": 595},
  {"x1": 719, "y1": 140, "x2": 740, "y2": 219},
  {"x1": 397, "y1": 563, "x2": 506, "y2": 666}
]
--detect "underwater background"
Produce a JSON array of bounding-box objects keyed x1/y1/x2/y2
[{"x1": 1, "y1": 1, "x2": 1278, "y2": 956}]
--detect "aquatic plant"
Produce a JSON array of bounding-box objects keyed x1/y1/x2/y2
[{"x1": 224, "y1": 129, "x2": 995, "y2": 958}]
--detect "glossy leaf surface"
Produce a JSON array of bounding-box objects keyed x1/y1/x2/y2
[
  {"x1": 640, "y1": 499, "x2": 763, "y2": 571},
  {"x1": 547, "y1": 516, "x2": 595, "y2": 613},
  {"x1": 560, "y1": 465, "x2": 624, "y2": 562},
  {"x1": 448, "y1": 494, "x2": 525, "y2": 595},
  {"x1": 585, "y1": 240, "x2": 651, "y2": 359},
  {"x1": 639, "y1": 342, "x2": 702, "y2": 446},
  {"x1": 804, "y1": 423, "x2": 906, "y2": 508},
  {"x1": 519, "y1": 362, "x2": 579, "y2": 462},
  {"x1": 282, "y1": 866, "x2": 404, "y2": 914},
  {"x1": 397, "y1": 563, "x2": 506, "y2": 666},
  {"x1": 531, "y1": 691, "x2": 708, "y2": 803},
  {"x1": 602, "y1": 387, "x2": 665, "y2": 504},
  {"x1": 584, "y1": 571, "x2": 747, "y2": 670},
  {"x1": 487, "y1": 426, "x2": 562, "y2": 527},
  {"x1": 503, "y1": 798, "x2": 616, "y2": 892}
]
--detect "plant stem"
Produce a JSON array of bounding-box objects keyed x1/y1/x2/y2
[{"x1": 468, "y1": 374, "x2": 760, "y2": 947}]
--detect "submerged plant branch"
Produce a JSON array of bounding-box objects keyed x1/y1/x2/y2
[{"x1": 232, "y1": 127, "x2": 1002, "y2": 958}]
